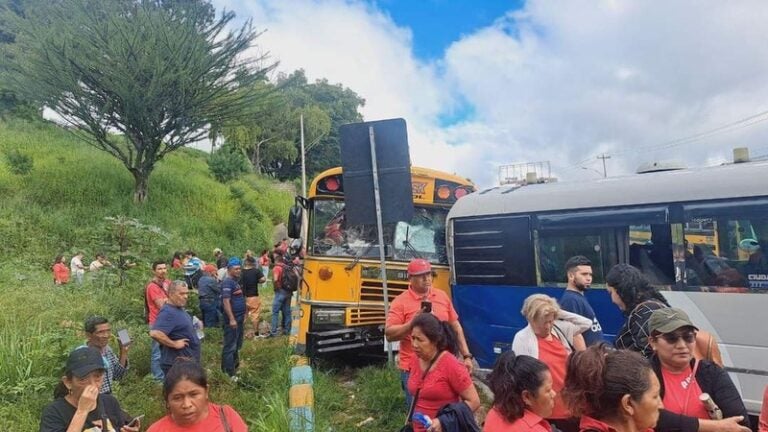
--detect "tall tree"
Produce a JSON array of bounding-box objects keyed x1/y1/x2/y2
[{"x1": 0, "y1": 0, "x2": 275, "y2": 202}]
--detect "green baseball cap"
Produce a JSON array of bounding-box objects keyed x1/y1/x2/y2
[{"x1": 649, "y1": 308, "x2": 698, "y2": 334}]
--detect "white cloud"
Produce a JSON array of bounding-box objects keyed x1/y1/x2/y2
[{"x1": 214, "y1": 0, "x2": 768, "y2": 187}]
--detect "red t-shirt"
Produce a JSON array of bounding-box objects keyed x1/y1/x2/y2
[
  {"x1": 147, "y1": 403, "x2": 246, "y2": 432},
  {"x1": 661, "y1": 365, "x2": 709, "y2": 420},
  {"x1": 407, "y1": 352, "x2": 472, "y2": 432},
  {"x1": 145, "y1": 279, "x2": 170, "y2": 325},
  {"x1": 53, "y1": 263, "x2": 69, "y2": 284},
  {"x1": 386, "y1": 287, "x2": 459, "y2": 371},
  {"x1": 537, "y1": 335, "x2": 570, "y2": 419},
  {"x1": 579, "y1": 416, "x2": 653, "y2": 432},
  {"x1": 259, "y1": 255, "x2": 270, "y2": 267},
  {"x1": 759, "y1": 385, "x2": 767, "y2": 432},
  {"x1": 484, "y1": 407, "x2": 552, "y2": 432},
  {"x1": 272, "y1": 264, "x2": 283, "y2": 289}
]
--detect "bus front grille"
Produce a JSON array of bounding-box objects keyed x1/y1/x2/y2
[
  {"x1": 348, "y1": 308, "x2": 385, "y2": 326},
  {"x1": 359, "y1": 280, "x2": 409, "y2": 303}
]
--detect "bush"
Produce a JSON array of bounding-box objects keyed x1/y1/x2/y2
[
  {"x1": 4, "y1": 149, "x2": 33, "y2": 175},
  {"x1": 208, "y1": 147, "x2": 251, "y2": 183}
]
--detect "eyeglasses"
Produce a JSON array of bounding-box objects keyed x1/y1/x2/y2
[{"x1": 656, "y1": 331, "x2": 696, "y2": 344}]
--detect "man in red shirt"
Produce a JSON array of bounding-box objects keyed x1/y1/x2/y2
[
  {"x1": 145, "y1": 260, "x2": 170, "y2": 380},
  {"x1": 385, "y1": 258, "x2": 474, "y2": 407}
]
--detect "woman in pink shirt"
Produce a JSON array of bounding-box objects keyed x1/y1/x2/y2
[
  {"x1": 407, "y1": 313, "x2": 480, "y2": 432},
  {"x1": 484, "y1": 351, "x2": 555, "y2": 432}
]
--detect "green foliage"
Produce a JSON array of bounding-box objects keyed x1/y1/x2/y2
[
  {"x1": 208, "y1": 145, "x2": 252, "y2": 183},
  {"x1": 0, "y1": 119, "x2": 293, "y2": 268},
  {"x1": 1, "y1": 0, "x2": 276, "y2": 202},
  {"x1": 3, "y1": 147, "x2": 32, "y2": 175}
]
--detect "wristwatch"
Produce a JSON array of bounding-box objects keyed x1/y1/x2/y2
[{"x1": 462, "y1": 354, "x2": 474, "y2": 360}]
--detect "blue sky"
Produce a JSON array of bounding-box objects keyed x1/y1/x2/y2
[{"x1": 372, "y1": 0, "x2": 523, "y2": 60}]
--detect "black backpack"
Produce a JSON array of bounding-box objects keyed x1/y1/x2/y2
[{"x1": 278, "y1": 261, "x2": 301, "y2": 292}]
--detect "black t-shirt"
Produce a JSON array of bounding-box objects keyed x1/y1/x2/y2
[
  {"x1": 40, "y1": 394, "x2": 128, "y2": 432},
  {"x1": 240, "y1": 267, "x2": 264, "y2": 297}
]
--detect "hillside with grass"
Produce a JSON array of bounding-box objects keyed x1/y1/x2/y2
[{"x1": 0, "y1": 119, "x2": 295, "y2": 268}]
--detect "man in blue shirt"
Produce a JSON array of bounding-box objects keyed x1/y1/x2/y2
[
  {"x1": 149, "y1": 280, "x2": 201, "y2": 374},
  {"x1": 559, "y1": 255, "x2": 604, "y2": 346},
  {"x1": 221, "y1": 257, "x2": 246, "y2": 378}
]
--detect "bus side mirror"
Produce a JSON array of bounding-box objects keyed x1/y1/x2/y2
[{"x1": 288, "y1": 204, "x2": 302, "y2": 239}]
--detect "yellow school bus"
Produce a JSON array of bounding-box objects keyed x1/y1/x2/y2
[{"x1": 290, "y1": 166, "x2": 474, "y2": 357}]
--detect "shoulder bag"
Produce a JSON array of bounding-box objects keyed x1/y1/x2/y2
[{"x1": 399, "y1": 353, "x2": 440, "y2": 432}]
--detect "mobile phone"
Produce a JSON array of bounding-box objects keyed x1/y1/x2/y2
[
  {"x1": 420, "y1": 301, "x2": 432, "y2": 313},
  {"x1": 117, "y1": 329, "x2": 131, "y2": 346},
  {"x1": 126, "y1": 414, "x2": 144, "y2": 427}
]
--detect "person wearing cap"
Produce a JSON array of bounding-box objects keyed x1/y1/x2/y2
[
  {"x1": 385, "y1": 258, "x2": 474, "y2": 408},
  {"x1": 221, "y1": 257, "x2": 246, "y2": 378},
  {"x1": 213, "y1": 247, "x2": 227, "y2": 270},
  {"x1": 198, "y1": 264, "x2": 221, "y2": 328},
  {"x1": 40, "y1": 346, "x2": 139, "y2": 432},
  {"x1": 150, "y1": 280, "x2": 201, "y2": 375},
  {"x1": 649, "y1": 307, "x2": 751, "y2": 432}
]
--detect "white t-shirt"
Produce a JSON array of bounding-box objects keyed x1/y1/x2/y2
[{"x1": 71, "y1": 256, "x2": 85, "y2": 274}]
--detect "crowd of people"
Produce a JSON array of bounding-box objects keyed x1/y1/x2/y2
[
  {"x1": 41, "y1": 245, "x2": 768, "y2": 431},
  {"x1": 385, "y1": 256, "x2": 767, "y2": 432},
  {"x1": 41, "y1": 241, "x2": 297, "y2": 431}
]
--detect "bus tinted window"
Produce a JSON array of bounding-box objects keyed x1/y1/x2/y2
[
  {"x1": 538, "y1": 231, "x2": 615, "y2": 285},
  {"x1": 684, "y1": 215, "x2": 768, "y2": 290}
]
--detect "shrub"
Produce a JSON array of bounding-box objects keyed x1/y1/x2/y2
[
  {"x1": 4, "y1": 149, "x2": 33, "y2": 175},
  {"x1": 208, "y1": 147, "x2": 251, "y2": 183}
]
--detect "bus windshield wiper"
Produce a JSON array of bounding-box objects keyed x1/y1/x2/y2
[
  {"x1": 345, "y1": 244, "x2": 376, "y2": 270},
  {"x1": 402, "y1": 226, "x2": 422, "y2": 259}
]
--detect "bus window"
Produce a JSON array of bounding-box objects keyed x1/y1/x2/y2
[
  {"x1": 628, "y1": 224, "x2": 674, "y2": 286},
  {"x1": 537, "y1": 230, "x2": 617, "y2": 286},
  {"x1": 310, "y1": 199, "x2": 393, "y2": 258},
  {"x1": 684, "y1": 215, "x2": 768, "y2": 290},
  {"x1": 393, "y1": 207, "x2": 448, "y2": 264}
]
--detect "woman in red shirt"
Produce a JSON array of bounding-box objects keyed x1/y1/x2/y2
[
  {"x1": 147, "y1": 361, "x2": 247, "y2": 432},
  {"x1": 407, "y1": 313, "x2": 480, "y2": 432},
  {"x1": 52, "y1": 254, "x2": 69, "y2": 285},
  {"x1": 562, "y1": 344, "x2": 663, "y2": 432},
  {"x1": 484, "y1": 351, "x2": 555, "y2": 432}
]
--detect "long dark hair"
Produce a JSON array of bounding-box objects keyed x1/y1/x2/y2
[
  {"x1": 562, "y1": 344, "x2": 653, "y2": 420},
  {"x1": 162, "y1": 360, "x2": 208, "y2": 403},
  {"x1": 488, "y1": 351, "x2": 550, "y2": 423},
  {"x1": 605, "y1": 264, "x2": 669, "y2": 312},
  {"x1": 411, "y1": 313, "x2": 458, "y2": 356}
]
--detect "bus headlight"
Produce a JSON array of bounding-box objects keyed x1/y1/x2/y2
[{"x1": 312, "y1": 308, "x2": 345, "y2": 326}]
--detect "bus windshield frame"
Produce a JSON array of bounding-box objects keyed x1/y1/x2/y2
[{"x1": 308, "y1": 198, "x2": 449, "y2": 264}]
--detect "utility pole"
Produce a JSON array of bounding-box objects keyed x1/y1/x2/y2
[
  {"x1": 597, "y1": 154, "x2": 611, "y2": 178},
  {"x1": 300, "y1": 113, "x2": 306, "y2": 197}
]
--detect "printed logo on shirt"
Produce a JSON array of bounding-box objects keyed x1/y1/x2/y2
[
  {"x1": 591, "y1": 318, "x2": 603, "y2": 333},
  {"x1": 680, "y1": 373, "x2": 693, "y2": 390}
]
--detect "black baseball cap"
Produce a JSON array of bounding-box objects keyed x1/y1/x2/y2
[{"x1": 66, "y1": 347, "x2": 105, "y2": 378}]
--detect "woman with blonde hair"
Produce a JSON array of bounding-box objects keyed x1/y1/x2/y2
[{"x1": 512, "y1": 294, "x2": 591, "y2": 432}]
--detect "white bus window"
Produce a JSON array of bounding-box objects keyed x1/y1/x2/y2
[{"x1": 684, "y1": 216, "x2": 768, "y2": 290}]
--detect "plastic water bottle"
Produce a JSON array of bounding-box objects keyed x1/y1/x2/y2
[{"x1": 413, "y1": 412, "x2": 432, "y2": 428}]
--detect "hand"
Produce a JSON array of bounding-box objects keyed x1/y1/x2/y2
[
  {"x1": 172, "y1": 338, "x2": 189, "y2": 349},
  {"x1": 118, "y1": 339, "x2": 131, "y2": 351},
  {"x1": 121, "y1": 421, "x2": 140, "y2": 432},
  {"x1": 462, "y1": 356, "x2": 474, "y2": 373},
  {"x1": 229, "y1": 319, "x2": 237, "y2": 329},
  {"x1": 715, "y1": 416, "x2": 750, "y2": 432},
  {"x1": 76, "y1": 384, "x2": 99, "y2": 413},
  {"x1": 427, "y1": 418, "x2": 443, "y2": 432}
]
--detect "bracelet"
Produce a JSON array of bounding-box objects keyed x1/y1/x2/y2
[{"x1": 462, "y1": 354, "x2": 473, "y2": 360}]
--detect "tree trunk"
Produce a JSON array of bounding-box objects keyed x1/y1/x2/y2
[
  {"x1": 132, "y1": 171, "x2": 149, "y2": 203},
  {"x1": 253, "y1": 141, "x2": 261, "y2": 175}
]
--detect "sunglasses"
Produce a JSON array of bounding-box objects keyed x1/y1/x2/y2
[{"x1": 656, "y1": 331, "x2": 696, "y2": 344}]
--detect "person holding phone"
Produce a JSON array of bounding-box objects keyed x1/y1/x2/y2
[
  {"x1": 40, "y1": 347, "x2": 139, "y2": 432},
  {"x1": 81, "y1": 316, "x2": 129, "y2": 394},
  {"x1": 385, "y1": 258, "x2": 474, "y2": 409}
]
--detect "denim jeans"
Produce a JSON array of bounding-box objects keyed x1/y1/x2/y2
[
  {"x1": 221, "y1": 315, "x2": 245, "y2": 376},
  {"x1": 150, "y1": 340, "x2": 164, "y2": 381},
  {"x1": 269, "y1": 290, "x2": 292, "y2": 336},
  {"x1": 400, "y1": 370, "x2": 413, "y2": 409},
  {"x1": 199, "y1": 298, "x2": 220, "y2": 328}
]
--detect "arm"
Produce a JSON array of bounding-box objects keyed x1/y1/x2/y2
[
  {"x1": 384, "y1": 320, "x2": 413, "y2": 341},
  {"x1": 448, "y1": 320, "x2": 474, "y2": 372},
  {"x1": 573, "y1": 333, "x2": 586, "y2": 351},
  {"x1": 384, "y1": 299, "x2": 411, "y2": 341},
  {"x1": 149, "y1": 330, "x2": 187, "y2": 349},
  {"x1": 222, "y1": 297, "x2": 236, "y2": 328},
  {"x1": 709, "y1": 364, "x2": 750, "y2": 426},
  {"x1": 557, "y1": 309, "x2": 592, "y2": 333},
  {"x1": 110, "y1": 346, "x2": 129, "y2": 381},
  {"x1": 459, "y1": 383, "x2": 480, "y2": 412}
]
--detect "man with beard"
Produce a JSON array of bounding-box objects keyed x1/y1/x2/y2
[{"x1": 559, "y1": 255, "x2": 604, "y2": 346}]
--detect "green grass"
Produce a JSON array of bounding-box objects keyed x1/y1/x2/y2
[{"x1": 0, "y1": 118, "x2": 294, "y2": 267}]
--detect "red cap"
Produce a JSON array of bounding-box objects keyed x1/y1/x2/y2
[
  {"x1": 407, "y1": 258, "x2": 432, "y2": 276},
  {"x1": 203, "y1": 264, "x2": 217, "y2": 274}
]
